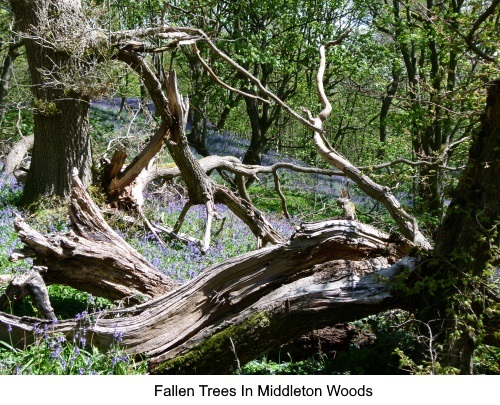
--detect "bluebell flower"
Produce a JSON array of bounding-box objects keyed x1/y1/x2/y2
[
  {"x1": 113, "y1": 329, "x2": 124, "y2": 343},
  {"x1": 50, "y1": 346, "x2": 62, "y2": 360}
]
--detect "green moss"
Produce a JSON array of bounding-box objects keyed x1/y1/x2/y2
[
  {"x1": 153, "y1": 312, "x2": 271, "y2": 374},
  {"x1": 32, "y1": 98, "x2": 61, "y2": 116}
]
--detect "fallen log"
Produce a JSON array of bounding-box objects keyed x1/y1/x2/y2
[
  {"x1": 1, "y1": 212, "x2": 415, "y2": 374},
  {"x1": 7, "y1": 171, "x2": 178, "y2": 303},
  {"x1": 3, "y1": 170, "x2": 497, "y2": 373},
  {"x1": 2, "y1": 134, "x2": 34, "y2": 178}
]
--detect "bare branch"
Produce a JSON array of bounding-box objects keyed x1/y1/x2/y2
[
  {"x1": 191, "y1": 43, "x2": 270, "y2": 104},
  {"x1": 273, "y1": 171, "x2": 291, "y2": 219},
  {"x1": 307, "y1": 36, "x2": 431, "y2": 249},
  {"x1": 113, "y1": 26, "x2": 429, "y2": 248},
  {"x1": 318, "y1": 29, "x2": 350, "y2": 122}
]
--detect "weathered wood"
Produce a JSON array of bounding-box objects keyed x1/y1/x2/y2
[
  {"x1": 107, "y1": 120, "x2": 170, "y2": 196},
  {"x1": 302, "y1": 39, "x2": 431, "y2": 250},
  {"x1": 1, "y1": 218, "x2": 415, "y2": 374},
  {"x1": 115, "y1": 51, "x2": 286, "y2": 249},
  {"x1": 337, "y1": 198, "x2": 357, "y2": 220},
  {"x1": 105, "y1": 149, "x2": 127, "y2": 185},
  {"x1": 0, "y1": 266, "x2": 56, "y2": 320},
  {"x1": 2, "y1": 134, "x2": 34, "y2": 177},
  {"x1": 11, "y1": 171, "x2": 178, "y2": 303}
]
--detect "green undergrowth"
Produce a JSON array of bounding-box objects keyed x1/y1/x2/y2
[
  {"x1": 0, "y1": 328, "x2": 146, "y2": 375},
  {"x1": 241, "y1": 355, "x2": 337, "y2": 375}
]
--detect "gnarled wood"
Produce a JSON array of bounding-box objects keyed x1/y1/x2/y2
[
  {"x1": 10, "y1": 171, "x2": 178, "y2": 303},
  {"x1": 303, "y1": 39, "x2": 431, "y2": 250},
  {"x1": 115, "y1": 50, "x2": 285, "y2": 250},
  {"x1": 0, "y1": 266, "x2": 56, "y2": 320},
  {"x1": 0, "y1": 217, "x2": 414, "y2": 374}
]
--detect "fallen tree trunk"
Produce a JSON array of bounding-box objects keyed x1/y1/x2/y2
[
  {"x1": 0, "y1": 198, "x2": 415, "y2": 373},
  {"x1": 7, "y1": 171, "x2": 178, "y2": 303},
  {"x1": 2, "y1": 134, "x2": 33, "y2": 178}
]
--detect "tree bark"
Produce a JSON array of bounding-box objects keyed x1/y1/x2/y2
[
  {"x1": 0, "y1": 36, "x2": 23, "y2": 124},
  {"x1": 10, "y1": 0, "x2": 92, "y2": 204},
  {"x1": 7, "y1": 171, "x2": 178, "y2": 303},
  {"x1": 1, "y1": 201, "x2": 414, "y2": 373},
  {"x1": 379, "y1": 67, "x2": 400, "y2": 145},
  {"x1": 422, "y1": 79, "x2": 500, "y2": 374},
  {"x1": 242, "y1": 96, "x2": 268, "y2": 166}
]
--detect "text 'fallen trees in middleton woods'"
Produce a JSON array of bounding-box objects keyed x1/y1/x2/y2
[{"x1": 154, "y1": 384, "x2": 373, "y2": 397}]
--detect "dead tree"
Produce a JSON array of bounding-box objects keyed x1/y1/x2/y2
[
  {"x1": 1, "y1": 176, "x2": 416, "y2": 373},
  {"x1": 107, "y1": 49, "x2": 284, "y2": 252},
  {"x1": 4, "y1": 171, "x2": 178, "y2": 305},
  {"x1": 104, "y1": 27, "x2": 430, "y2": 251},
  {"x1": 1, "y1": 80, "x2": 497, "y2": 375}
]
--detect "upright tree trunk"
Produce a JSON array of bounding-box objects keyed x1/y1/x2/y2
[
  {"x1": 242, "y1": 96, "x2": 268, "y2": 166},
  {"x1": 421, "y1": 79, "x2": 500, "y2": 374},
  {"x1": 10, "y1": 0, "x2": 92, "y2": 205},
  {"x1": 379, "y1": 67, "x2": 400, "y2": 148},
  {"x1": 0, "y1": 35, "x2": 23, "y2": 125},
  {"x1": 185, "y1": 54, "x2": 210, "y2": 157}
]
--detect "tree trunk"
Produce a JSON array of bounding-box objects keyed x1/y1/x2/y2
[
  {"x1": 7, "y1": 172, "x2": 178, "y2": 303},
  {"x1": 242, "y1": 97, "x2": 267, "y2": 166},
  {"x1": 379, "y1": 67, "x2": 400, "y2": 146},
  {"x1": 1, "y1": 197, "x2": 415, "y2": 373},
  {"x1": 422, "y1": 79, "x2": 500, "y2": 374},
  {"x1": 115, "y1": 50, "x2": 285, "y2": 250},
  {"x1": 1, "y1": 81, "x2": 498, "y2": 374},
  {"x1": 185, "y1": 54, "x2": 210, "y2": 157},
  {"x1": 0, "y1": 36, "x2": 23, "y2": 125},
  {"x1": 10, "y1": 0, "x2": 92, "y2": 205},
  {"x1": 416, "y1": 161, "x2": 444, "y2": 218}
]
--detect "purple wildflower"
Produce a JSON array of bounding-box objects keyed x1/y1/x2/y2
[
  {"x1": 50, "y1": 346, "x2": 62, "y2": 360},
  {"x1": 113, "y1": 328, "x2": 124, "y2": 343}
]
